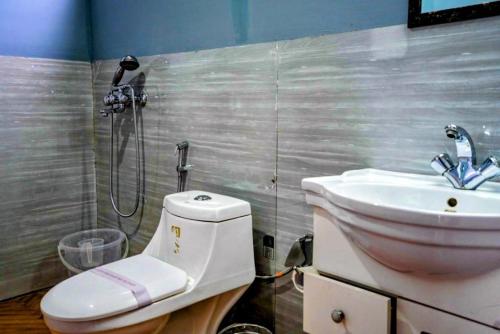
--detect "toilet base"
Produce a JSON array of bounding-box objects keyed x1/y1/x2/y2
[
  {"x1": 45, "y1": 285, "x2": 249, "y2": 334},
  {"x1": 161, "y1": 285, "x2": 249, "y2": 334}
]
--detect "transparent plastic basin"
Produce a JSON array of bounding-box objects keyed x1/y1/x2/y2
[{"x1": 58, "y1": 228, "x2": 128, "y2": 274}]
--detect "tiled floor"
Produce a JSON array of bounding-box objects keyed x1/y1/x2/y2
[{"x1": 0, "y1": 289, "x2": 50, "y2": 333}]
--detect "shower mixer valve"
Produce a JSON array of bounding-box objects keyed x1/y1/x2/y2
[
  {"x1": 101, "y1": 86, "x2": 147, "y2": 117},
  {"x1": 103, "y1": 55, "x2": 147, "y2": 218}
]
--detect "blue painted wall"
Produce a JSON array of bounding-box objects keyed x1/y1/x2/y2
[
  {"x1": 0, "y1": 0, "x2": 409, "y2": 61},
  {"x1": 90, "y1": 0, "x2": 408, "y2": 60},
  {"x1": 0, "y1": 0, "x2": 91, "y2": 61}
]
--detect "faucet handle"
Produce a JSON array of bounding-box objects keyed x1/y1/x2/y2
[
  {"x1": 431, "y1": 153, "x2": 455, "y2": 175},
  {"x1": 479, "y1": 156, "x2": 500, "y2": 179}
]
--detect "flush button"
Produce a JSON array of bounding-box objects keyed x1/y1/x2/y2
[{"x1": 194, "y1": 194, "x2": 212, "y2": 201}]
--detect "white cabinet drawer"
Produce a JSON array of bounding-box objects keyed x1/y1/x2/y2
[
  {"x1": 397, "y1": 299, "x2": 499, "y2": 334},
  {"x1": 303, "y1": 269, "x2": 391, "y2": 334}
]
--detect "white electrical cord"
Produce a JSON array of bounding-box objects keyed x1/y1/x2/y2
[
  {"x1": 256, "y1": 266, "x2": 306, "y2": 294},
  {"x1": 292, "y1": 269, "x2": 304, "y2": 294}
]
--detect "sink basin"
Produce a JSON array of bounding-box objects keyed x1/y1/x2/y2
[{"x1": 302, "y1": 169, "x2": 500, "y2": 275}]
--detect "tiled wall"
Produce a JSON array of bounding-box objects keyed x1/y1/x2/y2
[
  {"x1": 274, "y1": 17, "x2": 500, "y2": 333},
  {"x1": 0, "y1": 56, "x2": 95, "y2": 300},
  {"x1": 92, "y1": 17, "x2": 500, "y2": 333},
  {"x1": 92, "y1": 44, "x2": 279, "y2": 329}
]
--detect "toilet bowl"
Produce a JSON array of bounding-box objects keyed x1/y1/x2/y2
[{"x1": 41, "y1": 191, "x2": 255, "y2": 334}]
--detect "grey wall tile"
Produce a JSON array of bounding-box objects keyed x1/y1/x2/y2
[
  {"x1": 0, "y1": 56, "x2": 95, "y2": 300},
  {"x1": 92, "y1": 43, "x2": 279, "y2": 330},
  {"x1": 275, "y1": 17, "x2": 500, "y2": 333},
  {"x1": 0, "y1": 12, "x2": 497, "y2": 334},
  {"x1": 89, "y1": 16, "x2": 500, "y2": 334}
]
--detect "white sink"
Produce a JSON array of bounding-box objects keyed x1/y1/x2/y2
[{"x1": 302, "y1": 169, "x2": 500, "y2": 275}]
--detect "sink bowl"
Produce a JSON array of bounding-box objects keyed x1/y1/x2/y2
[{"x1": 302, "y1": 169, "x2": 500, "y2": 275}]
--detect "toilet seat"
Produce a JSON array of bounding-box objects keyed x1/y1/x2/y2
[{"x1": 41, "y1": 254, "x2": 188, "y2": 322}]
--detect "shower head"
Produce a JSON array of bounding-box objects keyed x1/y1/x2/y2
[
  {"x1": 111, "y1": 55, "x2": 140, "y2": 86},
  {"x1": 120, "y1": 55, "x2": 140, "y2": 70}
]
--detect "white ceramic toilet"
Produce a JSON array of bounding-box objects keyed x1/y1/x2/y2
[{"x1": 41, "y1": 191, "x2": 255, "y2": 334}]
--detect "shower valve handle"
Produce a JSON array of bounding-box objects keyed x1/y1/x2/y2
[
  {"x1": 103, "y1": 94, "x2": 117, "y2": 106},
  {"x1": 100, "y1": 108, "x2": 111, "y2": 117},
  {"x1": 116, "y1": 92, "x2": 129, "y2": 104}
]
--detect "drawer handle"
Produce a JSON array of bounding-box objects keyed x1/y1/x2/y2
[{"x1": 331, "y1": 309, "x2": 345, "y2": 323}]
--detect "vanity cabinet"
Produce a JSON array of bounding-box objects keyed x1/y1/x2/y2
[
  {"x1": 303, "y1": 269, "x2": 392, "y2": 334},
  {"x1": 303, "y1": 269, "x2": 498, "y2": 334},
  {"x1": 303, "y1": 169, "x2": 500, "y2": 332},
  {"x1": 397, "y1": 299, "x2": 499, "y2": 334}
]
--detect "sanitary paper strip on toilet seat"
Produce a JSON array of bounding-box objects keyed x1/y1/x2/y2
[{"x1": 90, "y1": 267, "x2": 152, "y2": 307}]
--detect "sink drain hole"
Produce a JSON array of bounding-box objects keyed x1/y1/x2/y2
[{"x1": 447, "y1": 197, "x2": 458, "y2": 207}]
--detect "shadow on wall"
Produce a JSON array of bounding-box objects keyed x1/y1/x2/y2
[
  {"x1": 220, "y1": 279, "x2": 276, "y2": 332},
  {"x1": 231, "y1": 0, "x2": 249, "y2": 43},
  {"x1": 80, "y1": 107, "x2": 96, "y2": 233}
]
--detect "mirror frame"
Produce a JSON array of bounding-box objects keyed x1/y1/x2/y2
[{"x1": 408, "y1": 0, "x2": 500, "y2": 27}]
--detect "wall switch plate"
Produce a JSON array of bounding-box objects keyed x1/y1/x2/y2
[{"x1": 263, "y1": 235, "x2": 275, "y2": 260}]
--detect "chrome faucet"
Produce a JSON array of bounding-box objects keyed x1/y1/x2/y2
[{"x1": 431, "y1": 124, "x2": 500, "y2": 190}]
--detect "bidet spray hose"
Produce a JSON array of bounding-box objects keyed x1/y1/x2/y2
[{"x1": 176, "y1": 141, "x2": 190, "y2": 192}]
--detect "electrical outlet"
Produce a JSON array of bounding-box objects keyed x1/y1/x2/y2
[{"x1": 263, "y1": 235, "x2": 275, "y2": 260}]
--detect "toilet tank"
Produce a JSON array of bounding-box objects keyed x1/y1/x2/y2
[{"x1": 144, "y1": 191, "x2": 255, "y2": 290}]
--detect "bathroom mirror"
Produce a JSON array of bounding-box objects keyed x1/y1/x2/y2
[{"x1": 408, "y1": 0, "x2": 500, "y2": 27}]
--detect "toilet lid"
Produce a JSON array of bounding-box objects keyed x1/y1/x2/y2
[{"x1": 41, "y1": 254, "x2": 188, "y2": 321}]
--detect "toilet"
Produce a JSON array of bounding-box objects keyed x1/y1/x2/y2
[{"x1": 41, "y1": 191, "x2": 255, "y2": 334}]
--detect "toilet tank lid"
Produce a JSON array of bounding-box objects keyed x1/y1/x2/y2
[{"x1": 164, "y1": 191, "x2": 251, "y2": 222}]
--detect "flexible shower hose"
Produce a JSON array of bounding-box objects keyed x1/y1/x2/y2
[{"x1": 109, "y1": 85, "x2": 141, "y2": 217}]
